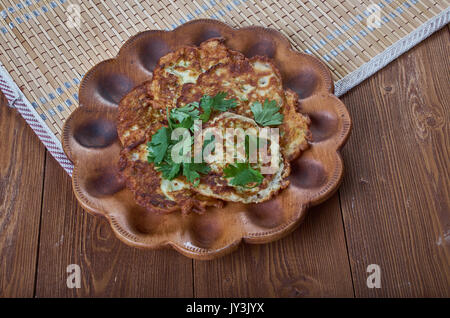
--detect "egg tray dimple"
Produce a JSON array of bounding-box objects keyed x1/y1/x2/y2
[{"x1": 62, "y1": 19, "x2": 351, "y2": 260}]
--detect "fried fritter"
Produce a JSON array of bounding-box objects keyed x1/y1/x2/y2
[
  {"x1": 193, "y1": 112, "x2": 291, "y2": 203},
  {"x1": 117, "y1": 39, "x2": 311, "y2": 213},
  {"x1": 148, "y1": 38, "x2": 244, "y2": 109},
  {"x1": 177, "y1": 56, "x2": 311, "y2": 161},
  {"x1": 116, "y1": 82, "x2": 165, "y2": 148},
  {"x1": 117, "y1": 39, "x2": 241, "y2": 213},
  {"x1": 118, "y1": 141, "x2": 222, "y2": 214}
]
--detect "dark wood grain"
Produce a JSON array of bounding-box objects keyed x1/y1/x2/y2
[
  {"x1": 34, "y1": 153, "x2": 193, "y2": 297},
  {"x1": 338, "y1": 27, "x2": 450, "y2": 297},
  {"x1": 0, "y1": 93, "x2": 46, "y2": 297},
  {"x1": 193, "y1": 194, "x2": 354, "y2": 297}
]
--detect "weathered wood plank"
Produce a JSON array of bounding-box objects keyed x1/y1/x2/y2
[
  {"x1": 0, "y1": 93, "x2": 46, "y2": 297},
  {"x1": 193, "y1": 194, "x2": 354, "y2": 297},
  {"x1": 339, "y1": 28, "x2": 450, "y2": 297},
  {"x1": 35, "y1": 153, "x2": 193, "y2": 297}
]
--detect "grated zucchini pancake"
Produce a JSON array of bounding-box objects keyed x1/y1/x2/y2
[
  {"x1": 177, "y1": 56, "x2": 311, "y2": 161},
  {"x1": 117, "y1": 38, "x2": 311, "y2": 214},
  {"x1": 193, "y1": 112, "x2": 291, "y2": 203}
]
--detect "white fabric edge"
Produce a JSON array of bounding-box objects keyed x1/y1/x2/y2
[
  {"x1": 0, "y1": 60, "x2": 73, "y2": 175},
  {"x1": 335, "y1": 7, "x2": 450, "y2": 97}
]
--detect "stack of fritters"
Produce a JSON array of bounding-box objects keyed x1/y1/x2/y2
[{"x1": 117, "y1": 39, "x2": 311, "y2": 214}]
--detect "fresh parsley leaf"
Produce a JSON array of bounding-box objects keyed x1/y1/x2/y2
[
  {"x1": 199, "y1": 92, "x2": 237, "y2": 122},
  {"x1": 168, "y1": 103, "x2": 200, "y2": 132},
  {"x1": 211, "y1": 92, "x2": 238, "y2": 112},
  {"x1": 182, "y1": 162, "x2": 211, "y2": 186},
  {"x1": 147, "y1": 92, "x2": 237, "y2": 185},
  {"x1": 200, "y1": 99, "x2": 212, "y2": 123},
  {"x1": 199, "y1": 95, "x2": 213, "y2": 122},
  {"x1": 147, "y1": 127, "x2": 170, "y2": 164},
  {"x1": 156, "y1": 161, "x2": 181, "y2": 180},
  {"x1": 223, "y1": 162, "x2": 264, "y2": 188},
  {"x1": 250, "y1": 99, "x2": 284, "y2": 126},
  {"x1": 170, "y1": 102, "x2": 199, "y2": 123}
]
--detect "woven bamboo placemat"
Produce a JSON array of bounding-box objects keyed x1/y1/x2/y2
[{"x1": 0, "y1": 0, "x2": 449, "y2": 174}]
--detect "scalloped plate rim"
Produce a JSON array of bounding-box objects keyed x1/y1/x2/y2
[{"x1": 62, "y1": 19, "x2": 351, "y2": 260}]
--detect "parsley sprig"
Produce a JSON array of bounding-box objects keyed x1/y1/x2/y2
[
  {"x1": 147, "y1": 127, "x2": 170, "y2": 164},
  {"x1": 223, "y1": 134, "x2": 266, "y2": 188},
  {"x1": 223, "y1": 162, "x2": 264, "y2": 188},
  {"x1": 147, "y1": 92, "x2": 236, "y2": 185},
  {"x1": 199, "y1": 92, "x2": 237, "y2": 122},
  {"x1": 223, "y1": 98, "x2": 282, "y2": 187},
  {"x1": 250, "y1": 99, "x2": 284, "y2": 126},
  {"x1": 168, "y1": 103, "x2": 200, "y2": 132}
]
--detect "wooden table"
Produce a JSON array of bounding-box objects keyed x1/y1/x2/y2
[{"x1": 0, "y1": 27, "x2": 448, "y2": 298}]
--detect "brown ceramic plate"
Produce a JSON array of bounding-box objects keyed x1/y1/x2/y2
[{"x1": 62, "y1": 19, "x2": 351, "y2": 260}]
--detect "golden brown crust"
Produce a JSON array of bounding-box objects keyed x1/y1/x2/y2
[
  {"x1": 149, "y1": 45, "x2": 201, "y2": 109},
  {"x1": 148, "y1": 38, "x2": 244, "y2": 110},
  {"x1": 116, "y1": 81, "x2": 168, "y2": 148},
  {"x1": 282, "y1": 89, "x2": 312, "y2": 161},
  {"x1": 118, "y1": 145, "x2": 223, "y2": 214}
]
